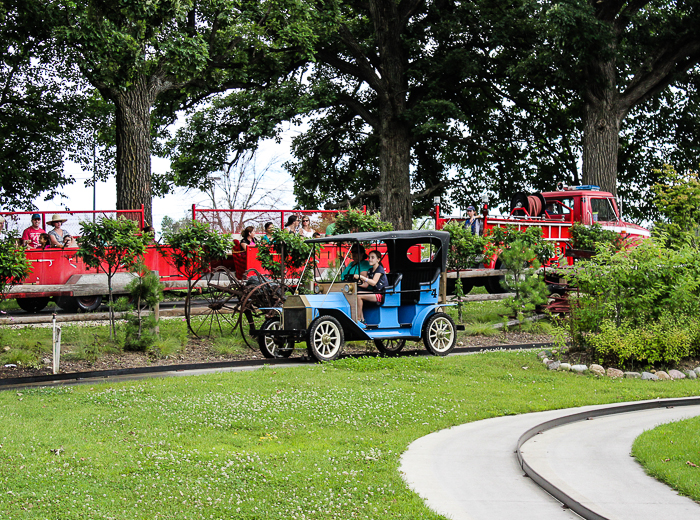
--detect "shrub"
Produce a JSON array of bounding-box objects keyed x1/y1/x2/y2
[
  {"x1": 333, "y1": 209, "x2": 393, "y2": 234},
  {"x1": 589, "y1": 314, "x2": 698, "y2": 367},
  {"x1": 570, "y1": 222, "x2": 625, "y2": 252},
  {"x1": 256, "y1": 228, "x2": 318, "y2": 289}
]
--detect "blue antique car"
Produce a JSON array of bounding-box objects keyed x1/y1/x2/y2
[{"x1": 257, "y1": 230, "x2": 460, "y2": 362}]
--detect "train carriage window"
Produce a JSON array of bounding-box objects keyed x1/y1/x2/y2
[{"x1": 590, "y1": 198, "x2": 618, "y2": 222}]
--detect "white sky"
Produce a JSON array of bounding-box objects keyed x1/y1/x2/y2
[{"x1": 34, "y1": 132, "x2": 298, "y2": 233}]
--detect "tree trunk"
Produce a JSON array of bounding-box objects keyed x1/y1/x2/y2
[
  {"x1": 370, "y1": 0, "x2": 412, "y2": 230},
  {"x1": 581, "y1": 57, "x2": 623, "y2": 196},
  {"x1": 113, "y1": 76, "x2": 157, "y2": 226},
  {"x1": 581, "y1": 98, "x2": 622, "y2": 196},
  {"x1": 378, "y1": 120, "x2": 412, "y2": 230}
]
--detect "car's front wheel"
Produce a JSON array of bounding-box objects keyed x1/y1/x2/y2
[
  {"x1": 307, "y1": 316, "x2": 344, "y2": 362},
  {"x1": 422, "y1": 312, "x2": 457, "y2": 356}
]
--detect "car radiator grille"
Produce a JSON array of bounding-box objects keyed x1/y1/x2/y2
[{"x1": 284, "y1": 308, "x2": 307, "y2": 331}]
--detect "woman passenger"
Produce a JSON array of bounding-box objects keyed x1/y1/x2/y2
[
  {"x1": 299, "y1": 216, "x2": 315, "y2": 238},
  {"x1": 47, "y1": 214, "x2": 76, "y2": 248},
  {"x1": 354, "y1": 250, "x2": 388, "y2": 324},
  {"x1": 240, "y1": 226, "x2": 256, "y2": 250}
]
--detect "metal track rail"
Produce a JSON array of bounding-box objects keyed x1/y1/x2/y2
[{"x1": 516, "y1": 396, "x2": 700, "y2": 520}]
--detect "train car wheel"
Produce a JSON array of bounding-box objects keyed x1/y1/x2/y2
[
  {"x1": 422, "y1": 312, "x2": 456, "y2": 356},
  {"x1": 258, "y1": 317, "x2": 294, "y2": 358},
  {"x1": 17, "y1": 297, "x2": 50, "y2": 313},
  {"x1": 374, "y1": 338, "x2": 406, "y2": 356},
  {"x1": 77, "y1": 295, "x2": 103, "y2": 312},
  {"x1": 55, "y1": 296, "x2": 79, "y2": 312}
]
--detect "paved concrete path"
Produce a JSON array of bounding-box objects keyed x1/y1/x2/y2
[{"x1": 400, "y1": 401, "x2": 700, "y2": 520}]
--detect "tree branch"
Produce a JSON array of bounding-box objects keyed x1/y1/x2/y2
[
  {"x1": 325, "y1": 187, "x2": 383, "y2": 209},
  {"x1": 620, "y1": 39, "x2": 700, "y2": 112}
]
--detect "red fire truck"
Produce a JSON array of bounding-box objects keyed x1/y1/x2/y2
[{"x1": 434, "y1": 185, "x2": 650, "y2": 294}]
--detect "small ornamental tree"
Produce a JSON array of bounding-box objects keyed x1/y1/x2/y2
[
  {"x1": 124, "y1": 263, "x2": 164, "y2": 352},
  {"x1": 161, "y1": 222, "x2": 234, "y2": 335},
  {"x1": 486, "y1": 226, "x2": 553, "y2": 318},
  {"x1": 77, "y1": 218, "x2": 146, "y2": 339},
  {"x1": 333, "y1": 209, "x2": 393, "y2": 234},
  {"x1": 0, "y1": 232, "x2": 31, "y2": 304},
  {"x1": 257, "y1": 229, "x2": 318, "y2": 290}
]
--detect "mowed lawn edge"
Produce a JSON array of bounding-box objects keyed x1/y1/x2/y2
[
  {"x1": 632, "y1": 415, "x2": 700, "y2": 504},
  {"x1": 2, "y1": 351, "x2": 699, "y2": 520}
]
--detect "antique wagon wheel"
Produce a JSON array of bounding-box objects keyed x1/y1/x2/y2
[
  {"x1": 194, "y1": 266, "x2": 242, "y2": 337},
  {"x1": 231, "y1": 269, "x2": 289, "y2": 349}
]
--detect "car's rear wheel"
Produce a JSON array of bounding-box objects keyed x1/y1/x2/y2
[
  {"x1": 422, "y1": 312, "x2": 457, "y2": 356},
  {"x1": 307, "y1": 316, "x2": 344, "y2": 362},
  {"x1": 258, "y1": 317, "x2": 294, "y2": 359},
  {"x1": 374, "y1": 339, "x2": 406, "y2": 356}
]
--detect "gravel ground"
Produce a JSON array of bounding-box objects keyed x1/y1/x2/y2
[{"x1": 0, "y1": 328, "x2": 553, "y2": 380}]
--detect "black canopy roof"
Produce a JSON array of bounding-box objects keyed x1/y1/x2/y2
[{"x1": 307, "y1": 230, "x2": 450, "y2": 270}]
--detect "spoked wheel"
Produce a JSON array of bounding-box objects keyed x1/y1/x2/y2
[
  {"x1": 422, "y1": 312, "x2": 457, "y2": 356},
  {"x1": 195, "y1": 266, "x2": 239, "y2": 337},
  {"x1": 374, "y1": 339, "x2": 406, "y2": 356},
  {"x1": 307, "y1": 316, "x2": 344, "y2": 362},
  {"x1": 258, "y1": 317, "x2": 294, "y2": 358}
]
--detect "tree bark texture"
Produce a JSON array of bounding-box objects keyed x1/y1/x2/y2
[
  {"x1": 581, "y1": 56, "x2": 623, "y2": 196},
  {"x1": 581, "y1": 97, "x2": 622, "y2": 196},
  {"x1": 378, "y1": 120, "x2": 413, "y2": 229},
  {"x1": 113, "y1": 76, "x2": 158, "y2": 226},
  {"x1": 370, "y1": 0, "x2": 413, "y2": 230}
]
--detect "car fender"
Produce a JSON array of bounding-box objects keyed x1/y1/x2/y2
[
  {"x1": 411, "y1": 305, "x2": 443, "y2": 337},
  {"x1": 317, "y1": 308, "x2": 371, "y2": 341}
]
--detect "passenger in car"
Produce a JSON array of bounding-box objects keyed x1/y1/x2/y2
[
  {"x1": 354, "y1": 250, "x2": 388, "y2": 324},
  {"x1": 342, "y1": 244, "x2": 369, "y2": 281}
]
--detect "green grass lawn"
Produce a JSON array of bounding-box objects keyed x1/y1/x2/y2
[
  {"x1": 2, "y1": 351, "x2": 699, "y2": 519},
  {"x1": 632, "y1": 415, "x2": 700, "y2": 503}
]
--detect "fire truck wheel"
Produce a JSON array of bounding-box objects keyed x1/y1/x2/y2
[
  {"x1": 422, "y1": 312, "x2": 457, "y2": 356},
  {"x1": 17, "y1": 297, "x2": 50, "y2": 313},
  {"x1": 307, "y1": 316, "x2": 344, "y2": 362},
  {"x1": 76, "y1": 295, "x2": 103, "y2": 312},
  {"x1": 258, "y1": 317, "x2": 294, "y2": 358}
]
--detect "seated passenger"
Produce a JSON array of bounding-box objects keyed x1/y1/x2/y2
[
  {"x1": 354, "y1": 250, "x2": 388, "y2": 324},
  {"x1": 342, "y1": 244, "x2": 369, "y2": 281},
  {"x1": 22, "y1": 214, "x2": 46, "y2": 248},
  {"x1": 47, "y1": 214, "x2": 76, "y2": 248},
  {"x1": 284, "y1": 215, "x2": 299, "y2": 234},
  {"x1": 260, "y1": 222, "x2": 275, "y2": 243},
  {"x1": 240, "y1": 226, "x2": 257, "y2": 249},
  {"x1": 38, "y1": 233, "x2": 51, "y2": 250},
  {"x1": 299, "y1": 216, "x2": 315, "y2": 238}
]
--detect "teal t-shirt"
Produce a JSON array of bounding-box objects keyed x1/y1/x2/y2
[{"x1": 342, "y1": 260, "x2": 370, "y2": 279}]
